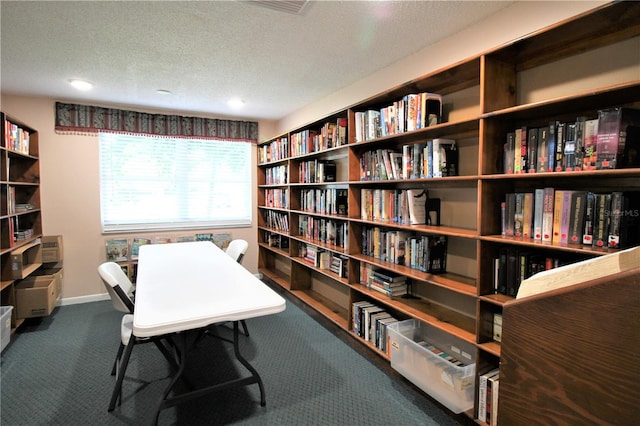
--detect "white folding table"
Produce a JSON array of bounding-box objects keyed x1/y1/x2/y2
[{"x1": 119, "y1": 241, "x2": 286, "y2": 423}]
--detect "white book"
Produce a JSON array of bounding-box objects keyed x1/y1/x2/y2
[{"x1": 407, "y1": 189, "x2": 427, "y2": 225}]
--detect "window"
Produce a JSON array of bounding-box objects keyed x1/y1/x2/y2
[{"x1": 99, "y1": 132, "x2": 252, "y2": 233}]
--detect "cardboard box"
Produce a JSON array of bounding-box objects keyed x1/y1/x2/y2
[
  {"x1": 10, "y1": 240, "x2": 42, "y2": 279},
  {"x1": 42, "y1": 235, "x2": 63, "y2": 263},
  {"x1": 15, "y1": 276, "x2": 56, "y2": 319},
  {"x1": 1, "y1": 306, "x2": 13, "y2": 352},
  {"x1": 32, "y1": 267, "x2": 63, "y2": 299}
]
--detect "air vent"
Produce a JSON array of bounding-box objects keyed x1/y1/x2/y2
[{"x1": 248, "y1": 1, "x2": 309, "y2": 15}]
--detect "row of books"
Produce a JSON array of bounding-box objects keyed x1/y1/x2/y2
[
  {"x1": 258, "y1": 136, "x2": 288, "y2": 164},
  {"x1": 492, "y1": 248, "x2": 574, "y2": 297},
  {"x1": 290, "y1": 118, "x2": 348, "y2": 156},
  {"x1": 359, "y1": 139, "x2": 458, "y2": 182},
  {"x1": 264, "y1": 164, "x2": 288, "y2": 185},
  {"x1": 298, "y1": 215, "x2": 348, "y2": 249},
  {"x1": 264, "y1": 210, "x2": 289, "y2": 232},
  {"x1": 299, "y1": 159, "x2": 336, "y2": 183},
  {"x1": 264, "y1": 231, "x2": 289, "y2": 250},
  {"x1": 264, "y1": 188, "x2": 289, "y2": 209},
  {"x1": 354, "y1": 92, "x2": 442, "y2": 142},
  {"x1": 362, "y1": 226, "x2": 448, "y2": 273},
  {"x1": 361, "y1": 188, "x2": 430, "y2": 225},
  {"x1": 300, "y1": 188, "x2": 348, "y2": 216},
  {"x1": 298, "y1": 243, "x2": 348, "y2": 277},
  {"x1": 4, "y1": 119, "x2": 31, "y2": 155},
  {"x1": 478, "y1": 368, "x2": 500, "y2": 425},
  {"x1": 503, "y1": 107, "x2": 640, "y2": 174},
  {"x1": 502, "y1": 189, "x2": 640, "y2": 249},
  {"x1": 105, "y1": 233, "x2": 233, "y2": 261},
  {"x1": 8, "y1": 215, "x2": 33, "y2": 246},
  {"x1": 352, "y1": 301, "x2": 400, "y2": 356},
  {"x1": 360, "y1": 263, "x2": 408, "y2": 297}
]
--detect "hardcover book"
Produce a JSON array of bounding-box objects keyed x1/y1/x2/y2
[{"x1": 596, "y1": 107, "x2": 640, "y2": 169}]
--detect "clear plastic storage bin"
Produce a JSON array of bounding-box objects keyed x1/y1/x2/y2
[
  {"x1": 388, "y1": 319, "x2": 475, "y2": 413},
  {"x1": 1, "y1": 306, "x2": 13, "y2": 352}
]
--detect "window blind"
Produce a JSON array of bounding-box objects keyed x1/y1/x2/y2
[{"x1": 99, "y1": 132, "x2": 252, "y2": 233}]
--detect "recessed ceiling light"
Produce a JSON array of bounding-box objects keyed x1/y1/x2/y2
[
  {"x1": 156, "y1": 89, "x2": 172, "y2": 95},
  {"x1": 228, "y1": 98, "x2": 245, "y2": 109},
  {"x1": 69, "y1": 79, "x2": 93, "y2": 91}
]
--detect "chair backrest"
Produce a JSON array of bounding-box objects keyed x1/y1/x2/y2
[
  {"x1": 225, "y1": 239, "x2": 249, "y2": 264},
  {"x1": 98, "y1": 262, "x2": 135, "y2": 313}
]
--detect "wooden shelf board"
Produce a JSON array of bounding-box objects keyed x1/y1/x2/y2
[
  {"x1": 478, "y1": 341, "x2": 501, "y2": 358},
  {"x1": 290, "y1": 288, "x2": 349, "y2": 330},
  {"x1": 480, "y1": 235, "x2": 622, "y2": 256}
]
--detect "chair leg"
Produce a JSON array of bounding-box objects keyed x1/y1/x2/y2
[
  {"x1": 111, "y1": 342, "x2": 125, "y2": 376},
  {"x1": 240, "y1": 320, "x2": 250, "y2": 337},
  {"x1": 109, "y1": 339, "x2": 135, "y2": 411}
]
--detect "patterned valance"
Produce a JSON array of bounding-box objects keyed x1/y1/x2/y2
[{"x1": 54, "y1": 102, "x2": 258, "y2": 143}]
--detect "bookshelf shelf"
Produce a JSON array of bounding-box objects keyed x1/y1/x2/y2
[{"x1": 257, "y1": 2, "x2": 640, "y2": 423}]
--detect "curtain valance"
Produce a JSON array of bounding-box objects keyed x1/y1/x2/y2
[{"x1": 54, "y1": 102, "x2": 258, "y2": 143}]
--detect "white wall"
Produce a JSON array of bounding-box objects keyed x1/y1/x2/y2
[
  {"x1": 0, "y1": 0, "x2": 607, "y2": 303},
  {"x1": 276, "y1": 0, "x2": 608, "y2": 134},
  {"x1": 0, "y1": 94, "x2": 277, "y2": 303}
]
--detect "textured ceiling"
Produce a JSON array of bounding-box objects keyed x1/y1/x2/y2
[{"x1": 1, "y1": 0, "x2": 513, "y2": 121}]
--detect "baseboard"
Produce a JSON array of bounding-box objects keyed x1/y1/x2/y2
[
  {"x1": 57, "y1": 293, "x2": 110, "y2": 306},
  {"x1": 56, "y1": 275, "x2": 262, "y2": 306}
]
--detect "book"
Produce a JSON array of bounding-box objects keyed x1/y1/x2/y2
[
  {"x1": 559, "y1": 190, "x2": 573, "y2": 244},
  {"x1": 516, "y1": 246, "x2": 640, "y2": 299},
  {"x1": 372, "y1": 269, "x2": 406, "y2": 283},
  {"x1": 504, "y1": 132, "x2": 515, "y2": 174},
  {"x1": 527, "y1": 126, "x2": 538, "y2": 173},
  {"x1": 552, "y1": 190, "x2": 565, "y2": 244},
  {"x1": 522, "y1": 193, "x2": 533, "y2": 239},
  {"x1": 536, "y1": 125, "x2": 549, "y2": 173},
  {"x1": 541, "y1": 187, "x2": 555, "y2": 243},
  {"x1": 567, "y1": 191, "x2": 586, "y2": 245},
  {"x1": 407, "y1": 189, "x2": 427, "y2": 225},
  {"x1": 504, "y1": 193, "x2": 516, "y2": 237},
  {"x1": 582, "y1": 118, "x2": 599, "y2": 170},
  {"x1": 533, "y1": 188, "x2": 544, "y2": 241},
  {"x1": 432, "y1": 138, "x2": 456, "y2": 177},
  {"x1": 478, "y1": 368, "x2": 500, "y2": 423},
  {"x1": 582, "y1": 192, "x2": 596, "y2": 245},
  {"x1": 513, "y1": 193, "x2": 524, "y2": 238},
  {"x1": 555, "y1": 121, "x2": 566, "y2": 172},
  {"x1": 131, "y1": 237, "x2": 151, "y2": 260},
  {"x1": 596, "y1": 107, "x2": 640, "y2": 169},
  {"x1": 573, "y1": 116, "x2": 586, "y2": 171},
  {"x1": 592, "y1": 193, "x2": 611, "y2": 248},
  {"x1": 607, "y1": 191, "x2": 624, "y2": 249},
  {"x1": 563, "y1": 122, "x2": 577, "y2": 171},
  {"x1": 106, "y1": 238, "x2": 128, "y2": 261}
]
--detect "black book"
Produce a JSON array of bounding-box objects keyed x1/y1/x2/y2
[
  {"x1": 527, "y1": 127, "x2": 538, "y2": 173},
  {"x1": 592, "y1": 193, "x2": 611, "y2": 248},
  {"x1": 582, "y1": 192, "x2": 596, "y2": 246},
  {"x1": 497, "y1": 248, "x2": 507, "y2": 295},
  {"x1": 567, "y1": 191, "x2": 586, "y2": 245}
]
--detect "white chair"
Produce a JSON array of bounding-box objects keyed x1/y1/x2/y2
[
  {"x1": 224, "y1": 239, "x2": 250, "y2": 336},
  {"x1": 98, "y1": 262, "x2": 177, "y2": 411}
]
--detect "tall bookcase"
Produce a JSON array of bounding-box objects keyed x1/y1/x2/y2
[
  {"x1": 1, "y1": 112, "x2": 43, "y2": 332},
  {"x1": 257, "y1": 2, "x2": 640, "y2": 422}
]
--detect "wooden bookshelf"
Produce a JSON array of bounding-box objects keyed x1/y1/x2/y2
[
  {"x1": 256, "y1": 1, "x2": 640, "y2": 422},
  {"x1": 1, "y1": 112, "x2": 43, "y2": 334}
]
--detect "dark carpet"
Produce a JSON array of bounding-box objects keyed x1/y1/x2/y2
[{"x1": 1, "y1": 285, "x2": 466, "y2": 426}]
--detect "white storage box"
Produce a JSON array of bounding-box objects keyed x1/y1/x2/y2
[
  {"x1": 388, "y1": 319, "x2": 475, "y2": 413},
  {"x1": 1, "y1": 306, "x2": 13, "y2": 352}
]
